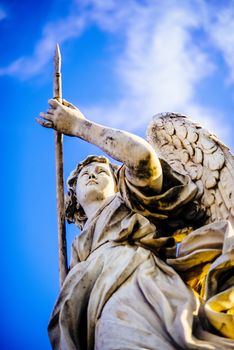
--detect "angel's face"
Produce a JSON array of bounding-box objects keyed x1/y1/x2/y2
[{"x1": 76, "y1": 162, "x2": 117, "y2": 207}]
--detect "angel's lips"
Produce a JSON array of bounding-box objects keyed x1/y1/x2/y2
[{"x1": 86, "y1": 180, "x2": 98, "y2": 185}]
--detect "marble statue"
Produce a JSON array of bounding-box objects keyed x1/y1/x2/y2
[{"x1": 37, "y1": 99, "x2": 234, "y2": 350}]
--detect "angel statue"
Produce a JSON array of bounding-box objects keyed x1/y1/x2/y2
[{"x1": 37, "y1": 97, "x2": 234, "y2": 350}]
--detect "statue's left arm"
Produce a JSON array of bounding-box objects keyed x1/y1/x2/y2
[{"x1": 38, "y1": 99, "x2": 162, "y2": 192}]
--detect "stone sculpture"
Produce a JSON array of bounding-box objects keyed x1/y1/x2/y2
[{"x1": 37, "y1": 99, "x2": 234, "y2": 349}]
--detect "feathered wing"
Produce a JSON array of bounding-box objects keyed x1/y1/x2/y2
[{"x1": 146, "y1": 112, "x2": 234, "y2": 228}]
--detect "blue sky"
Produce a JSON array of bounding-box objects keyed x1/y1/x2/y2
[{"x1": 1, "y1": 0, "x2": 234, "y2": 349}]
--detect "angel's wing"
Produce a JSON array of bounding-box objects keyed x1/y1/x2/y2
[{"x1": 146, "y1": 113, "x2": 234, "y2": 228}]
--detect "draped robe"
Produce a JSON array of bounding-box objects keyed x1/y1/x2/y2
[{"x1": 48, "y1": 162, "x2": 234, "y2": 350}]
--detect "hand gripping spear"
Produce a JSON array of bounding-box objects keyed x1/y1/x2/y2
[{"x1": 53, "y1": 44, "x2": 68, "y2": 288}]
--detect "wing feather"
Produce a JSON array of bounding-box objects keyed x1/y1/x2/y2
[{"x1": 147, "y1": 113, "x2": 234, "y2": 227}]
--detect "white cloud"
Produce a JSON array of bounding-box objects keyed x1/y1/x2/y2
[
  {"x1": 79, "y1": 1, "x2": 222, "y2": 136},
  {"x1": 1, "y1": 0, "x2": 233, "y2": 145},
  {"x1": 116, "y1": 4, "x2": 214, "y2": 110},
  {"x1": 204, "y1": 4, "x2": 234, "y2": 83},
  {"x1": 0, "y1": 13, "x2": 86, "y2": 79},
  {"x1": 79, "y1": 0, "x2": 234, "y2": 149}
]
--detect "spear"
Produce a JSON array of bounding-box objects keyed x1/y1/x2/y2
[{"x1": 53, "y1": 44, "x2": 68, "y2": 288}]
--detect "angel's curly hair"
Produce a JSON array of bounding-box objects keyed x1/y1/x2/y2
[{"x1": 65, "y1": 155, "x2": 119, "y2": 229}]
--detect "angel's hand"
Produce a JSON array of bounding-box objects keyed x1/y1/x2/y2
[
  {"x1": 62, "y1": 99, "x2": 79, "y2": 110},
  {"x1": 36, "y1": 99, "x2": 85, "y2": 135}
]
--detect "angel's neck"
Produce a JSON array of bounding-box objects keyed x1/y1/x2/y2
[
  {"x1": 82, "y1": 196, "x2": 114, "y2": 221},
  {"x1": 83, "y1": 200, "x2": 104, "y2": 220}
]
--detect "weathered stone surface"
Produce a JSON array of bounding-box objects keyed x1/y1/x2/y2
[{"x1": 37, "y1": 105, "x2": 234, "y2": 349}]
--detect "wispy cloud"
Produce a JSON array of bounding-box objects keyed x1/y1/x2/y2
[
  {"x1": 0, "y1": 13, "x2": 86, "y2": 79},
  {"x1": 81, "y1": 1, "x2": 233, "y2": 142},
  {"x1": 79, "y1": 1, "x2": 228, "y2": 138},
  {"x1": 204, "y1": 4, "x2": 234, "y2": 83},
  {"x1": 116, "y1": 3, "x2": 214, "y2": 113},
  {"x1": 0, "y1": 6, "x2": 7, "y2": 20},
  {"x1": 1, "y1": 0, "x2": 233, "y2": 143}
]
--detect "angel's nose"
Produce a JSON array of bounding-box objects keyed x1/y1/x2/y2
[{"x1": 89, "y1": 173, "x2": 97, "y2": 179}]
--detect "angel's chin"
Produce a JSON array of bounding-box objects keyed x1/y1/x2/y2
[{"x1": 84, "y1": 188, "x2": 105, "y2": 201}]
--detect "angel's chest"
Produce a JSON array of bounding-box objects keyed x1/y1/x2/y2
[{"x1": 91, "y1": 205, "x2": 129, "y2": 249}]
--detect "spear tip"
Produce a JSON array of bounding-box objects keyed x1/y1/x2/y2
[
  {"x1": 55, "y1": 43, "x2": 60, "y2": 54},
  {"x1": 54, "y1": 43, "x2": 61, "y2": 73}
]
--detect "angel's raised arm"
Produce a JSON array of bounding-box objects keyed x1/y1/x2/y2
[{"x1": 37, "y1": 99, "x2": 162, "y2": 192}]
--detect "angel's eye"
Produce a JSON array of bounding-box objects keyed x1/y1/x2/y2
[
  {"x1": 98, "y1": 170, "x2": 109, "y2": 175},
  {"x1": 81, "y1": 172, "x2": 89, "y2": 177}
]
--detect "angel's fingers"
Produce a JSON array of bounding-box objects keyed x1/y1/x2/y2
[
  {"x1": 35, "y1": 118, "x2": 54, "y2": 128},
  {"x1": 47, "y1": 108, "x2": 55, "y2": 115},
  {"x1": 48, "y1": 99, "x2": 61, "y2": 108},
  {"x1": 40, "y1": 112, "x2": 53, "y2": 120}
]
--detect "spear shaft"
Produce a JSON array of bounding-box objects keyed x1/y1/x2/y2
[{"x1": 53, "y1": 44, "x2": 68, "y2": 288}]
